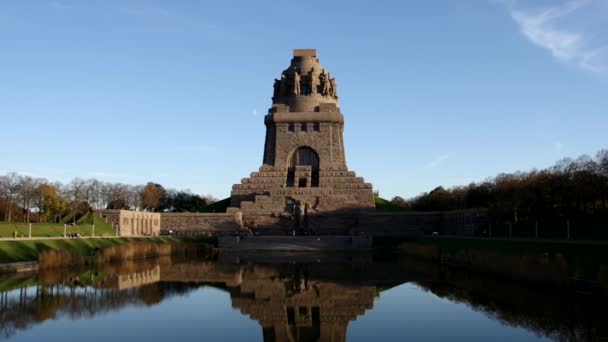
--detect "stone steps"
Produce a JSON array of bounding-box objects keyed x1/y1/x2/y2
[
  {"x1": 232, "y1": 184, "x2": 284, "y2": 190},
  {"x1": 233, "y1": 181, "x2": 372, "y2": 191},
  {"x1": 239, "y1": 176, "x2": 365, "y2": 185}
]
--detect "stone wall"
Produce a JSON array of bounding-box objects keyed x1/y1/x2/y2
[
  {"x1": 160, "y1": 212, "x2": 244, "y2": 236},
  {"x1": 442, "y1": 208, "x2": 489, "y2": 236},
  {"x1": 355, "y1": 212, "x2": 442, "y2": 236},
  {"x1": 218, "y1": 235, "x2": 373, "y2": 250},
  {"x1": 231, "y1": 208, "x2": 488, "y2": 237},
  {"x1": 354, "y1": 208, "x2": 489, "y2": 236}
]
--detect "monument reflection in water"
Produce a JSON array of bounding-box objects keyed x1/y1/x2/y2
[{"x1": 0, "y1": 255, "x2": 606, "y2": 341}]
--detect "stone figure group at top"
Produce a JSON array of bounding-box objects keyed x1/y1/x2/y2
[{"x1": 273, "y1": 67, "x2": 337, "y2": 100}]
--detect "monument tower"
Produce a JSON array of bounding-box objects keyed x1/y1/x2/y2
[{"x1": 229, "y1": 49, "x2": 374, "y2": 233}]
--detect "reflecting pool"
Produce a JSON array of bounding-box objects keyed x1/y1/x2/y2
[{"x1": 0, "y1": 253, "x2": 606, "y2": 341}]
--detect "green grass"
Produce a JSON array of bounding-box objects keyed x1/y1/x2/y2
[
  {"x1": 376, "y1": 235, "x2": 608, "y2": 257},
  {"x1": 0, "y1": 237, "x2": 183, "y2": 263},
  {"x1": 382, "y1": 236, "x2": 608, "y2": 282},
  {"x1": 199, "y1": 197, "x2": 231, "y2": 213},
  {"x1": 0, "y1": 213, "x2": 115, "y2": 238},
  {"x1": 0, "y1": 236, "x2": 217, "y2": 264},
  {"x1": 407, "y1": 236, "x2": 608, "y2": 257},
  {"x1": 0, "y1": 276, "x2": 38, "y2": 291},
  {"x1": 375, "y1": 196, "x2": 406, "y2": 212}
]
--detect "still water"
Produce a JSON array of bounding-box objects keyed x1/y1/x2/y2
[{"x1": 0, "y1": 254, "x2": 605, "y2": 341}]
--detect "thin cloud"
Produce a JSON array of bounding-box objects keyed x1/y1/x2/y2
[
  {"x1": 553, "y1": 141, "x2": 564, "y2": 153},
  {"x1": 426, "y1": 155, "x2": 449, "y2": 169},
  {"x1": 507, "y1": 0, "x2": 608, "y2": 74},
  {"x1": 112, "y1": 3, "x2": 226, "y2": 37},
  {"x1": 50, "y1": 1, "x2": 70, "y2": 10}
]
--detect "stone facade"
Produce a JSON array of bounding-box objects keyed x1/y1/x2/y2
[
  {"x1": 230, "y1": 49, "x2": 375, "y2": 233},
  {"x1": 100, "y1": 210, "x2": 161, "y2": 237},
  {"x1": 160, "y1": 212, "x2": 243, "y2": 236}
]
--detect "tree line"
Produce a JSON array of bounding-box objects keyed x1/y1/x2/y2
[
  {"x1": 0, "y1": 174, "x2": 217, "y2": 223},
  {"x1": 390, "y1": 149, "x2": 608, "y2": 233}
]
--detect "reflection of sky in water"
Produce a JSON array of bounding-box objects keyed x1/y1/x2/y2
[
  {"x1": 10, "y1": 287, "x2": 260, "y2": 341},
  {"x1": 349, "y1": 283, "x2": 550, "y2": 342}
]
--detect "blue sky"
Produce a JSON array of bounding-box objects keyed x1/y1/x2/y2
[{"x1": 1, "y1": 0, "x2": 606, "y2": 200}]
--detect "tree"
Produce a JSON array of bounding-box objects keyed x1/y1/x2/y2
[
  {"x1": 597, "y1": 149, "x2": 608, "y2": 177},
  {"x1": 129, "y1": 184, "x2": 144, "y2": 210},
  {"x1": 390, "y1": 196, "x2": 407, "y2": 208},
  {"x1": 17, "y1": 176, "x2": 43, "y2": 223},
  {"x1": 66, "y1": 178, "x2": 87, "y2": 224},
  {"x1": 85, "y1": 178, "x2": 104, "y2": 211},
  {"x1": 140, "y1": 183, "x2": 166, "y2": 212},
  {"x1": 38, "y1": 183, "x2": 67, "y2": 223},
  {"x1": 102, "y1": 182, "x2": 125, "y2": 209},
  {"x1": 167, "y1": 191, "x2": 213, "y2": 212},
  {"x1": 0, "y1": 172, "x2": 21, "y2": 222}
]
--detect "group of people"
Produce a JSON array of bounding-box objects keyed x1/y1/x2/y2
[{"x1": 67, "y1": 232, "x2": 85, "y2": 238}]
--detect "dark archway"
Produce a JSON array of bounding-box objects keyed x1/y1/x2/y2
[{"x1": 287, "y1": 147, "x2": 320, "y2": 187}]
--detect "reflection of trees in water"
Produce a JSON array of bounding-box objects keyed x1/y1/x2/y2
[
  {"x1": 0, "y1": 283, "x2": 199, "y2": 339},
  {"x1": 405, "y1": 256, "x2": 608, "y2": 342}
]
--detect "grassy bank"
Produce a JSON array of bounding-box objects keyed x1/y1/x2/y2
[
  {"x1": 387, "y1": 236, "x2": 608, "y2": 257},
  {"x1": 381, "y1": 236, "x2": 608, "y2": 284},
  {"x1": 374, "y1": 196, "x2": 405, "y2": 211},
  {"x1": 0, "y1": 213, "x2": 115, "y2": 238},
  {"x1": 0, "y1": 236, "x2": 217, "y2": 264}
]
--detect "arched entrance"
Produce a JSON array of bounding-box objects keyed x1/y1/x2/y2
[{"x1": 287, "y1": 147, "x2": 320, "y2": 187}]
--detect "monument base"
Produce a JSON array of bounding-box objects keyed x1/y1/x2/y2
[{"x1": 218, "y1": 235, "x2": 372, "y2": 251}]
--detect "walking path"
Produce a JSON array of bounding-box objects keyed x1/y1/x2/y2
[{"x1": 0, "y1": 236, "x2": 155, "y2": 242}]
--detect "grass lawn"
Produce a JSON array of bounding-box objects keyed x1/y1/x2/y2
[
  {"x1": 0, "y1": 237, "x2": 183, "y2": 263},
  {"x1": 0, "y1": 213, "x2": 115, "y2": 238},
  {"x1": 375, "y1": 196, "x2": 406, "y2": 212}
]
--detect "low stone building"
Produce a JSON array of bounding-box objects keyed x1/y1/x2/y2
[{"x1": 100, "y1": 210, "x2": 161, "y2": 237}]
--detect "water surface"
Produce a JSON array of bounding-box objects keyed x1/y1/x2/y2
[{"x1": 0, "y1": 254, "x2": 605, "y2": 341}]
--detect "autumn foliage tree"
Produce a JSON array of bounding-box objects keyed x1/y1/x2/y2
[
  {"x1": 403, "y1": 149, "x2": 608, "y2": 238},
  {"x1": 140, "y1": 183, "x2": 167, "y2": 212}
]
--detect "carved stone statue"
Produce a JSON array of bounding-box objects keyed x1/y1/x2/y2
[
  {"x1": 309, "y1": 67, "x2": 319, "y2": 95},
  {"x1": 330, "y1": 78, "x2": 337, "y2": 98},
  {"x1": 293, "y1": 71, "x2": 301, "y2": 96},
  {"x1": 321, "y1": 70, "x2": 331, "y2": 96}
]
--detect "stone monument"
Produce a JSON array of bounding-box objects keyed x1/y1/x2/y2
[{"x1": 229, "y1": 49, "x2": 375, "y2": 234}]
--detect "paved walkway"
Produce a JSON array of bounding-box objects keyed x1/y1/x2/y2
[{"x1": 0, "y1": 236, "x2": 152, "y2": 242}]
